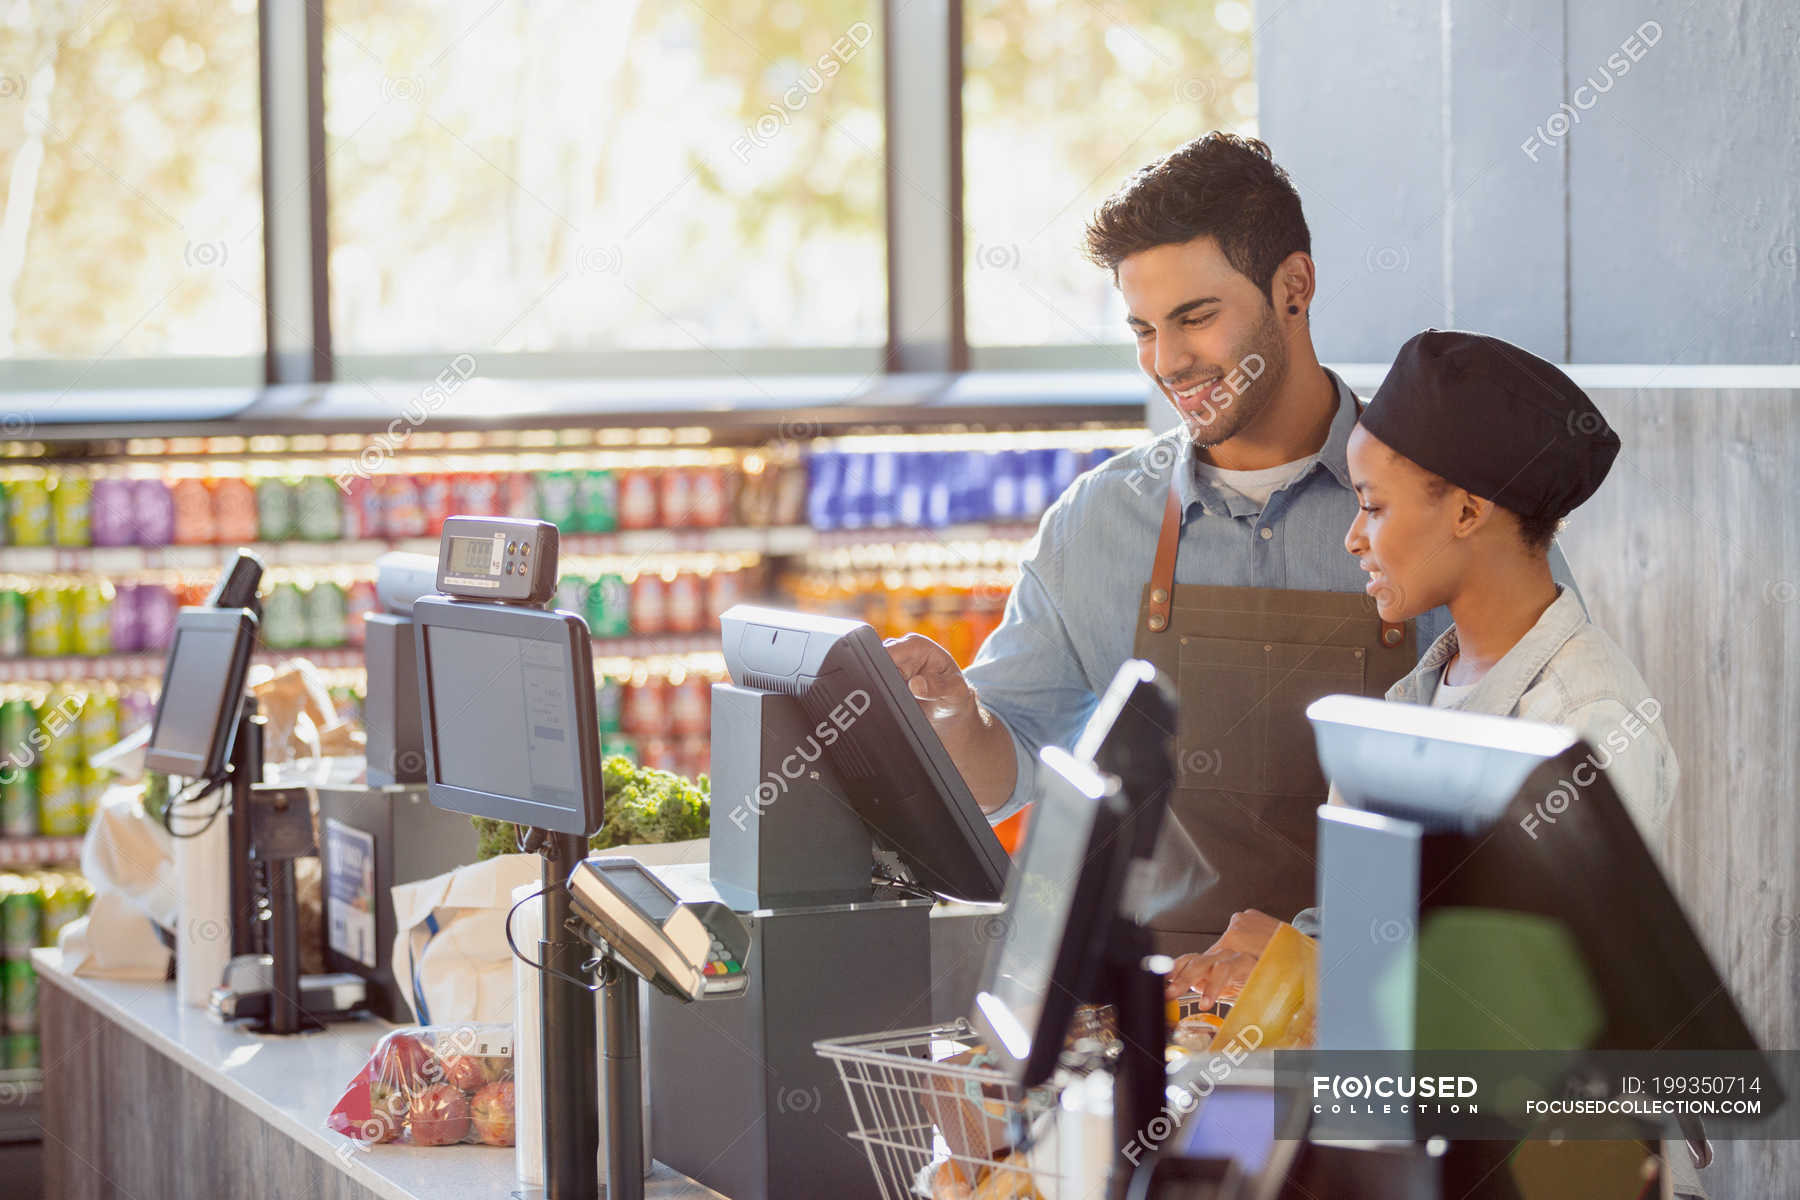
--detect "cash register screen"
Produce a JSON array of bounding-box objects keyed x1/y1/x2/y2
[
  {"x1": 145, "y1": 611, "x2": 255, "y2": 778},
  {"x1": 978, "y1": 762, "x2": 1105, "y2": 1066},
  {"x1": 422, "y1": 625, "x2": 582, "y2": 816}
]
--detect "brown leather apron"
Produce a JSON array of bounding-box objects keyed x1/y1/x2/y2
[{"x1": 1135, "y1": 486, "x2": 1416, "y2": 944}]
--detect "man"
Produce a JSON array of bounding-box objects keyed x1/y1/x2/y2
[{"x1": 886, "y1": 133, "x2": 1574, "y2": 959}]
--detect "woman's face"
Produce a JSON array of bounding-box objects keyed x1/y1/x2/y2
[{"x1": 1344, "y1": 425, "x2": 1467, "y2": 621}]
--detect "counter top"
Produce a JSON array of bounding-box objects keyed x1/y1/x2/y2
[{"x1": 30, "y1": 948, "x2": 721, "y2": 1200}]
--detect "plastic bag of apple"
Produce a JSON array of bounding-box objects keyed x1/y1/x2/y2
[{"x1": 327, "y1": 1024, "x2": 516, "y2": 1148}]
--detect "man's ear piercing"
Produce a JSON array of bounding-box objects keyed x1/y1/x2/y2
[{"x1": 1288, "y1": 305, "x2": 1300, "y2": 315}]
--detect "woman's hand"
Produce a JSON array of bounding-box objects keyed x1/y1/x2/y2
[{"x1": 1164, "y1": 908, "x2": 1284, "y2": 1005}]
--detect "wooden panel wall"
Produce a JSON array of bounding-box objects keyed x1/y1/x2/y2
[{"x1": 1559, "y1": 385, "x2": 1799, "y2": 1197}]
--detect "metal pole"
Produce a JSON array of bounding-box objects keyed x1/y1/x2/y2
[
  {"x1": 540, "y1": 832, "x2": 601, "y2": 1200},
  {"x1": 601, "y1": 962, "x2": 645, "y2": 1200}
]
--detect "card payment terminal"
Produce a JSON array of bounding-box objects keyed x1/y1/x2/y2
[{"x1": 568, "y1": 857, "x2": 751, "y2": 1002}]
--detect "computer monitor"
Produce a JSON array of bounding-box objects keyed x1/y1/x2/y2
[
  {"x1": 412, "y1": 595, "x2": 604, "y2": 838},
  {"x1": 1307, "y1": 694, "x2": 1763, "y2": 1053},
  {"x1": 972, "y1": 662, "x2": 1179, "y2": 1087},
  {"x1": 718, "y1": 605, "x2": 1009, "y2": 903},
  {"x1": 145, "y1": 607, "x2": 259, "y2": 779}
]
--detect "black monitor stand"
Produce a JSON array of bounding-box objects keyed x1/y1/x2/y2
[
  {"x1": 226, "y1": 695, "x2": 267, "y2": 960},
  {"x1": 1102, "y1": 919, "x2": 1172, "y2": 1200},
  {"x1": 534, "y1": 829, "x2": 604, "y2": 1200}
]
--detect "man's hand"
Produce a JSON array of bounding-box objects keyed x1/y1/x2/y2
[
  {"x1": 884, "y1": 634, "x2": 1018, "y2": 814},
  {"x1": 1164, "y1": 908, "x2": 1283, "y2": 1005}
]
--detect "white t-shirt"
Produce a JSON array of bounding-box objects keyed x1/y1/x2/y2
[
  {"x1": 1430, "y1": 667, "x2": 1478, "y2": 708},
  {"x1": 1193, "y1": 454, "x2": 1318, "y2": 509}
]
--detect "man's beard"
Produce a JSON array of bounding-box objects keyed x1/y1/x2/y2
[{"x1": 1171, "y1": 307, "x2": 1290, "y2": 449}]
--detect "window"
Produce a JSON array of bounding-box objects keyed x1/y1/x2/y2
[
  {"x1": 961, "y1": 0, "x2": 1255, "y2": 355},
  {"x1": 0, "y1": 0, "x2": 265, "y2": 383},
  {"x1": 323, "y1": 0, "x2": 886, "y2": 368}
]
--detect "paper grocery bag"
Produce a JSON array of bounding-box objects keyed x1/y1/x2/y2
[{"x1": 391, "y1": 853, "x2": 541, "y2": 1026}]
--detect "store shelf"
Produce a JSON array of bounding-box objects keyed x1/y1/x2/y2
[
  {"x1": 0, "y1": 633, "x2": 727, "y2": 683},
  {"x1": 0, "y1": 837, "x2": 83, "y2": 867},
  {"x1": 0, "y1": 522, "x2": 1040, "y2": 577}
]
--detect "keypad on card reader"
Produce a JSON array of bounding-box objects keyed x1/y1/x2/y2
[{"x1": 701, "y1": 935, "x2": 742, "y2": 978}]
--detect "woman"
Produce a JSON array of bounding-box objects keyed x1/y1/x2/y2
[{"x1": 1168, "y1": 328, "x2": 1677, "y2": 1003}]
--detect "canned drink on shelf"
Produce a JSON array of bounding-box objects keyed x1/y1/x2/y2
[
  {"x1": 600, "y1": 734, "x2": 637, "y2": 763},
  {"x1": 0, "y1": 698, "x2": 34, "y2": 762},
  {"x1": 342, "y1": 475, "x2": 384, "y2": 540},
  {"x1": 37, "y1": 762, "x2": 83, "y2": 836},
  {"x1": 296, "y1": 475, "x2": 345, "y2": 541},
  {"x1": 500, "y1": 472, "x2": 538, "y2": 521},
  {"x1": 71, "y1": 581, "x2": 112, "y2": 656},
  {"x1": 25, "y1": 585, "x2": 69, "y2": 657},
  {"x1": 256, "y1": 478, "x2": 297, "y2": 542},
  {"x1": 657, "y1": 468, "x2": 694, "y2": 528},
  {"x1": 595, "y1": 676, "x2": 623, "y2": 734},
  {"x1": 451, "y1": 472, "x2": 501, "y2": 518},
  {"x1": 621, "y1": 676, "x2": 668, "y2": 737},
  {"x1": 0, "y1": 588, "x2": 26, "y2": 657},
  {"x1": 0, "y1": 768, "x2": 36, "y2": 838},
  {"x1": 79, "y1": 690, "x2": 120, "y2": 762},
  {"x1": 575, "y1": 470, "x2": 617, "y2": 533},
  {"x1": 616, "y1": 471, "x2": 658, "y2": 531},
  {"x1": 665, "y1": 572, "x2": 704, "y2": 635},
  {"x1": 3, "y1": 1032, "x2": 38, "y2": 1071},
  {"x1": 42, "y1": 872, "x2": 93, "y2": 945},
  {"x1": 37, "y1": 690, "x2": 82, "y2": 767},
  {"x1": 6, "y1": 478, "x2": 52, "y2": 547},
  {"x1": 51, "y1": 473, "x2": 92, "y2": 547},
  {"x1": 169, "y1": 477, "x2": 216, "y2": 545},
  {"x1": 109, "y1": 583, "x2": 142, "y2": 654},
  {"x1": 689, "y1": 466, "x2": 729, "y2": 528},
  {"x1": 706, "y1": 569, "x2": 749, "y2": 624},
  {"x1": 380, "y1": 475, "x2": 428, "y2": 539},
  {"x1": 1, "y1": 874, "x2": 41, "y2": 956},
  {"x1": 303, "y1": 580, "x2": 348, "y2": 647},
  {"x1": 627, "y1": 573, "x2": 666, "y2": 636},
  {"x1": 556, "y1": 575, "x2": 590, "y2": 618},
  {"x1": 668, "y1": 674, "x2": 709, "y2": 737},
  {"x1": 536, "y1": 471, "x2": 579, "y2": 530},
  {"x1": 344, "y1": 580, "x2": 378, "y2": 648},
  {"x1": 2, "y1": 958, "x2": 37, "y2": 1033},
  {"x1": 89, "y1": 477, "x2": 138, "y2": 547},
  {"x1": 210, "y1": 477, "x2": 259, "y2": 543},
  {"x1": 586, "y1": 573, "x2": 630, "y2": 639},
  {"x1": 416, "y1": 473, "x2": 454, "y2": 538},
  {"x1": 262, "y1": 581, "x2": 308, "y2": 649},
  {"x1": 131, "y1": 477, "x2": 177, "y2": 547},
  {"x1": 134, "y1": 584, "x2": 178, "y2": 651}
]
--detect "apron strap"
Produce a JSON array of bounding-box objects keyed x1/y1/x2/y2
[{"x1": 1147, "y1": 485, "x2": 1182, "y2": 633}]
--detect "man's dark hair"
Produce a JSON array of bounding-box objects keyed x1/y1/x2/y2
[{"x1": 1082, "y1": 133, "x2": 1310, "y2": 300}]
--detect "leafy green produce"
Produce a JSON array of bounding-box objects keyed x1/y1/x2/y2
[{"x1": 471, "y1": 756, "x2": 710, "y2": 861}]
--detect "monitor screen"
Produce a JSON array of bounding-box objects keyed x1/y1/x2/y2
[
  {"x1": 719, "y1": 605, "x2": 1009, "y2": 902},
  {"x1": 414, "y1": 597, "x2": 603, "y2": 836},
  {"x1": 145, "y1": 609, "x2": 257, "y2": 778}
]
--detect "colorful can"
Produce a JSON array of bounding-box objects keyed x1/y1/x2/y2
[
  {"x1": 617, "y1": 472, "x2": 659, "y2": 530},
  {"x1": 585, "y1": 573, "x2": 630, "y2": 639},
  {"x1": 36, "y1": 691, "x2": 81, "y2": 767},
  {"x1": 256, "y1": 478, "x2": 297, "y2": 542},
  {"x1": 342, "y1": 475, "x2": 384, "y2": 540},
  {"x1": 37, "y1": 762, "x2": 83, "y2": 836},
  {"x1": 628, "y1": 573, "x2": 666, "y2": 636},
  {"x1": 379, "y1": 475, "x2": 427, "y2": 539},
  {"x1": 0, "y1": 698, "x2": 34, "y2": 760},
  {"x1": 50, "y1": 473, "x2": 93, "y2": 547},
  {"x1": 6, "y1": 478, "x2": 52, "y2": 547},
  {"x1": 297, "y1": 475, "x2": 347, "y2": 541},
  {"x1": 657, "y1": 468, "x2": 694, "y2": 529},
  {"x1": 303, "y1": 580, "x2": 348, "y2": 648},
  {"x1": 1, "y1": 874, "x2": 41, "y2": 956},
  {"x1": 689, "y1": 466, "x2": 730, "y2": 528},
  {"x1": 536, "y1": 471, "x2": 579, "y2": 530},
  {"x1": 344, "y1": 580, "x2": 378, "y2": 648},
  {"x1": 2, "y1": 958, "x2": 37, "y2": 1033},
  {"x1": 134, "y1": 584, "x2": 178, "y2": 651},
  {"x1": 89, "y1": 477, "x2": 138, "y2": 547},
  {"x1": 42, "y1": 872, "x2": 93, "y2": 945},
  {"x1": 665, "y1": 572, "x2": 704, "y2": 635},
  {"x1": 211, "y1": 477, "x2": 258, "y2": 543},
  {"x1": 25, "y1": 585, "x2": 69, "y2": 657},
  {"x1": 451, "y1": 472, "x2": 501, "y2": 518},
  {"x1": 262, "y1": 581, "x2": 308, "y2": 649},
  {"x1": 416, "y1": 473, "x2": 454, "y2": 538},
  {"x1": 3, "y1": 1032, "x2": 39, "y2": 1070},
  {"x1": 0, "y1": 588, "x2": 25, "y2": 657},
  {"x1": 71, "y1": 581, "x2": 111, "y2": 656},
  {"x1": 0, "y1": 767, "x2": 35, "y2": 837},
  {"x1": 575, "y1": 470, "x2": 618, "y2": 533},
  {"x1": 595, "y1": 677, "x2": 623, "y2": 734},
  {"x1": 170, "y1": 478, "x2": 216, "y2": 545},
  {"x1": 621, "y1": 677, "x2": 668, "y2": 737},
  {"x1": 556, "y1": 575, "x2": 590, "y2": 618},
  {"x1": 131, "y1": 477, "x2": 177, "y2": 546},
  {"x1": 668, "y1": 674, "x2": 710, "y2": 737},
  {"x1": 79, "y1": 690, "x2": 120, "y2": 762}
]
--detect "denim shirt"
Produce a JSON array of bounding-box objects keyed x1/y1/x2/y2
[
  {"x1": 1385, "y1": 585, "x2": 1676, "y2": 849},
  {"x1": 964, "y1": 370, "x2": 1579, "y2": 821}
]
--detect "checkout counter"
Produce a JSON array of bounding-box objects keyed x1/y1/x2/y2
[{"x1": 37, "y1": 519, "x2": 1784, "y2": 1200}]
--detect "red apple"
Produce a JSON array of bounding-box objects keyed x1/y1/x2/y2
[
  {"x1": 439, "y1": 1053, "x2": 494, "y2": 1092},
  {"x1": 470, "y1": 1080, "x2": 516, "y2": 1147},
  {"x1": 409, "y1": 1083, "x2": 471, "y2": 1147},
  {"x1": 377, "y1": 1032, "x2": 432, "y2": 1089}
]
